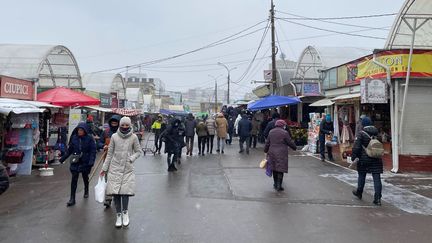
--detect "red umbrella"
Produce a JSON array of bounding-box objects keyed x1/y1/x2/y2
[{"x1": 37, "y1": 87, "x2": 101, "y2": 107}]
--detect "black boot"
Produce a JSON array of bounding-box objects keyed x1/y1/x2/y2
[
  {"x1": 373, "y1": 194, "x2": 382, "y2": 206},
  {"x1": 277, "y1": 174, "x2": 284, "y2": 191},
  {"x1": 67, "y1": 194, "x2": 76, "y2": 207},
  {"x1": 273, "y1": 175, "x2": 278, "y2": 190},
  {"x1": 84, "y1": 188, "x2": 89, "y2": 198},
  {"x1": 352, "y1": 190, "x2": 362, "y2": 200}
]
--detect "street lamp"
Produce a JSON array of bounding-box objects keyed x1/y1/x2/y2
[
  {"x1": 208, "y1": 74, "x2": 222, "y2": 113},
  {"x1": 217, "y1": 62, "x2": 237, "y2": 105}
]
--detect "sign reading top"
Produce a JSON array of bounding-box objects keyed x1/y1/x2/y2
[
  {"x1": 0, "y1": 76, "x2": 34, "y2": 100},
  {"x1": 357, "y1": 50, "x2": 432, "y2": 80}
]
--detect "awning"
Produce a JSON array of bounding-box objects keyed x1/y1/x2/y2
[
  {"x1": 37, "y1": 87, "x2": 101, "y2": 106},
  {"x1": 23, "y1": 100, "x2": 62, "y2": 108},
  {"x1": 0, "y1": 98, "x2": 45, "y2": 115},
  {"x1": 331, "y1": 93, "x2": 361, "y2": 102},
  {"x1": 112, "y1": 108, "x2": 141, "y2": 116},
  {"x1": 247, "y1": 95, "x2": 301, "y2": 111},
  {"x1": 309, "y1": 98, "x2": 334, "y2": 107},
  {"x1": 83, "y1": 106, "x2": 113, "y2": 113}
]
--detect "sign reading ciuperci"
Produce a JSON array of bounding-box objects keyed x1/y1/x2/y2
[{"x1": 0, "y1": 76, "x2": 35, "y2": 100}]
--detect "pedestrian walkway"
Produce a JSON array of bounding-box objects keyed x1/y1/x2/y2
[{"x1": 0, "y1": 138, "x2": 431, "y2": 243}]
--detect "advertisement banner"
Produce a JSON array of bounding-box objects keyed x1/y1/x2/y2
[
  {"x1": 99, "y1": 93, "x2": 111, "y2": 108},
  {"x1": 0, "y1": 76, "x2": 34, "y2": 100},
  {"x1": 111, "y1": 92, "x2": 119, "y2": 108},
  {"x1": 302, "y1": 83, "x2": 321, "y2": 96},
  {"x1": 357, "y1": 50, "x2": 432, "y2": 81},
  {"x1": 361, "y1": 78, "x2": 388, "y2": 104}
]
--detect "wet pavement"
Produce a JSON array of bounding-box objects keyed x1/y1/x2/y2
[{"x1": 1, "y1": 137, "x2": 432, "y2": 243}]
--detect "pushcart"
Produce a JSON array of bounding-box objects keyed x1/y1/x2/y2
[{"x1": 142, "y1": 133, "x2": 156, "y2": 156}]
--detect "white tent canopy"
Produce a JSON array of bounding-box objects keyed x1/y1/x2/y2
[
  {"x1": 81, "y1": 73, "x2": 126, "y2": 99},
  {"x1": 385, "y1": 0, "x2": 432, "y2": 49},
  {"x1": 0, "y1": 98, "x2": 45, "y2": 115},
  {"x1": 0, "y1": 44, "x2": 82, "y2": 88}
]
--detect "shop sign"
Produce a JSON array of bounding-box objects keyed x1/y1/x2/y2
[
  {"x1": 302, "y1": 83, "x2": 321, "y2": 96},
  {"x1": 99, "y1": 93, "x2": 111, "y2": 108},
  {"x1": 357, "y1": 50, "x2": 432, "y2": 80},
  {"x1": 68, "y1": 108, "x2": 83, "y2": 141},
  {"x1": 361, "y1": 78, "x2": 388, "y2": 104},
  {"x1": 111, "y1": 92, "x2": 119, "y2": 108},
  {"x1": 0, "y1": 76, "x2": 34, "y2": 100}
]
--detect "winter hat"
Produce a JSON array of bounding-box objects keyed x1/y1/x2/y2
[
  {"x1": 325, "y1": 114, "x2": 332, "y2": 122},
  {"x1": 361, "y1": 116, "x2": 372, "y2": 127},
  {"x1": 275, "y1": 119, "x2": 287, "y2": 127},
  {"x1": 119, "y1": 116, "x2": 132, "y2": 126}
]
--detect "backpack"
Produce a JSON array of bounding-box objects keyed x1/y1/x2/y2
[{"x1": 361, "y1": 131, "x2": 384, "y2": 158}]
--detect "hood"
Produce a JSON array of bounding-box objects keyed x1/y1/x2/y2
[
  {"x1": 217, "y1": 113, "x2": 224, "y2": 118},
  {"x1": 171, "y1": 118, "x2": 181, "y2": 126},
  {"x1": 109, "y1": 115, "x2": 121, "y2": 124},
  {"x1": 363, "y1": 126, "x2": 378, "y2": 136},
  {"x1": 72, "y1": 122, "x2": 90, "y2": 136}
]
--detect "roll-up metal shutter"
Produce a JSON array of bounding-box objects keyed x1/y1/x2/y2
[{"x1": 399, "y1": 81, "x2": 432, "y2": 155}]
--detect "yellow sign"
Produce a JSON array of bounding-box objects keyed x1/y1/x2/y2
[{"x1": 357, "y1": 50, "x2": 432, "y2": 80}]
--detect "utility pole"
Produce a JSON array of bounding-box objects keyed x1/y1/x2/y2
[
  {"x1": 217, "y1": 62, "x2": 236, "y2": 105},
  {"x1": 215, "y1": 81, "x2": 218, "y2": 113},
  {"x1": 270, "y1": 0, "x2": 277, "y2": 95}
]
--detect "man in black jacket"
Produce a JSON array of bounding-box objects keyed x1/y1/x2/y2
[
  {"x1": 238, "y1": 114, "x2": 252, "y2": 154},
  {"x1": 264, "y1": 113, "x2": 280, "y2": 139},
  {"x1": 0, "y1": 163, "x2": 9, "y2": 195},
  {"x1": 319, "y1": 114, "x2": 334, "y2": 161}
]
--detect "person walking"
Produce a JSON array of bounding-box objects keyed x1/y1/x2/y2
[
  {"x1": 60, "y1": 122, "x2": 96, "y2": 207},
  {"x1": 238, "y1": 114, "x2": 252, "y2": 154},
  {"x1": 264, "y1": 120, "x2": 297, "y2": 191},
  {"x1": 215, "y1": 113, "x2": 228, "y2": 154},
  {"x1": 227, "y1": 116, "x2": 235, "y2": 145},
  {"x1": 100, "y1": 117, "x2": 142, "y2": 228},
  {"x1": 351, "y1": 116, "x2": 384, "y2": 206},
  {"x1": 161, "y1": 118, "x2": 185, "y2": 171},
  {"x1": 205, "y1": 114, "x2": 216, "y2": 153},
  {"x1": 151, "y1": 114, "x2": 165, "y2": 154},
  {"x1": 184, "y1": 113, "x2": 197, "y2": 156},
  {"x1": 319, "y1": 114, "x2": 334, "y2": 161},
  {"x1": 264, "y1": 113, "x2": 281, "y2": 139},
  {"x1": 100, "y1": 114, "x2": 121, "y2": 208},
  {"x1": 250, "y1": 116, "x2": 260, "y2": 148},
  {"x1": 196, "y1": 118, "x2": 208, "y2": 156}
]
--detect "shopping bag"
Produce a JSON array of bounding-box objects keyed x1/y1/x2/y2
[
  {"x1": 265, "y1": 162, "x2": 272, "y2": 177},
  {"x1": 259, "y1": 158, "x2": 267, "y2": 169},
  {"x1": 94, "y1": 176, "x2": 107, "y2": 203}
]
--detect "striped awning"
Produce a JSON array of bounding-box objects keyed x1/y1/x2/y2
[{"x1": 112, "y1": 108, "x2": 141, "y2": 116}]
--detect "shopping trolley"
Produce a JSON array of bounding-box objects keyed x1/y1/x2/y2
[{"x1": 142, "y1": 132, "x2": 157, "y2": 156}]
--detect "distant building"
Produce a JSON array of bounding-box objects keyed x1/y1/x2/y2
[{"x1": 125, "y1": 73, "x2": 165, "y2": 95}]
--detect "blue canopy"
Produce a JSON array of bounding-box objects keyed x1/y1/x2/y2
[{"x1": 247, "y1": 95, "x2": 301, "y2": 111}]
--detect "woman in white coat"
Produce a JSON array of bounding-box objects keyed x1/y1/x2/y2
[{"x1": 101, "y1": 117, "x2": 141, "y2": 228}]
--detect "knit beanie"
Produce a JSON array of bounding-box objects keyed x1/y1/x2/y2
[
  {"x1": 119, "y1": 117, "x2": 132, "y2": 126},
  {"x1": 361, "y1": 116, "x2": 372, "y2": 127},
  {"x1": 275, "y1": 119, "x2": 287, "y2": 127}
]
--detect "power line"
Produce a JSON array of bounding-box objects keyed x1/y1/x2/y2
[
  {"x1": 92, "y1": 20, "x2": 268, "y2": 74},
  {"x1": 234, "y1": 20, "x2": 271, "y2": 84},
  {"x1": 276, "y1": 12, "x2": 390, "y2": 31},
  {"x1": 277, "y1": 18, "x2": 387, "y2": 40},
  {"x1": 275, "y1": 10, "x2": 397, "y2": 20}
]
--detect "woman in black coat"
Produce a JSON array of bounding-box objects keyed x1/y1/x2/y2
[
  {"x1": 351, "y1": 117, "x2": 383, "y2": 206},
  {"x1": 161, "y1": 119, "x2": 185, "y2": 172},
  {"x1": 60, "y1": 122, "x2": 96, "y2": 207}
]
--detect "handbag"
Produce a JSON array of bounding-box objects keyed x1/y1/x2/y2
[
  {"x1": 70, "y1": 139, "x2": 83, "y2": 164},
  {"x1": 259, "y1": 158, "x2": 267, "y2": 169},
  {"x1": 4, "y1": 150, "x2": 25, "y2": 164}
]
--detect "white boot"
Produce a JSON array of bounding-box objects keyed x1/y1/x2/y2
[
  {"x1": 115, "y1": 213, "x2": 122, "y2": 228},
  {"x1": 122, "y1": 210, "x2": 130, "y2": 227}
]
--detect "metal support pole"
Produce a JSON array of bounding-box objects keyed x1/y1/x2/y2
[
  {"x1": 373, "y1": 54, "x2": 398, "y2": 173},
  {"x1": 270, "y1": 0, "x2": 277, "y2": 94}
]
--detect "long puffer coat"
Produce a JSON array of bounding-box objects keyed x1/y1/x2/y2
[
  {"x1": 60, "y1": 123, "x2": 96, "y2": 173},
  {"x1": 205, "y1": 118, "x2": 216, "y2": 136},
  {"x1": 102, "y1": 129, "x2": 142, "y2": 196},
  {"x1": 352, "y1": 126, "x2": 383, "y2": 174},
  {"x1": 264, "y1": 127, "x2": 297, "y2": 173}
]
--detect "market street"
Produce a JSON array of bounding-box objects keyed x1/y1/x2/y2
[{"x1": 1, "y1": 139, "x2": 431, "y2": 243}]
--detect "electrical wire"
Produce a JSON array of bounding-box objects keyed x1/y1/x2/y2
[
  {"x1": 92, "y1": 20, "x2": 269, "y2": 74},
  {"x1": 234, "y1": 20, "x2": 271, "y2": 84},
  {"x1": 275, "y1": 11, "x2": 397, "y2": 20},
  {"x1": 276, "y1": 12, "x2": 390, "y2": 31},
  {"x1": 277, "y1": 18, "x2": 387, "y2": 40}
]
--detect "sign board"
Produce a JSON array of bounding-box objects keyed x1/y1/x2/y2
[
  {"x1": 68, "y1": 108, "x2": 83, "y2": 141},
  {"x1": 99, "y1": 93, "x2": 111, "y2": 108},
  {"x1": 302, "y1": 83, "x2": 321, "y2": 96},
  {"x1": 361, "y1": 78, "x2": 388, "y2": 104},
  {"x1": 111, "y1": 92, "x2": 119, "y2": 108},
  {"x1": 263, "y1": 70, "x2": 272, "y2": 80},
  {"x1": 0, "y1": 76, "x2": 34, "y2": 100}
]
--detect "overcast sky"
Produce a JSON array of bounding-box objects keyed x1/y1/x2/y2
[{"x1": 1, "y1": 0, "x2": 405, "y2": 100}]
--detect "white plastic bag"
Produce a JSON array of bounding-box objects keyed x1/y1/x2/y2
[{"x1": 94, "y1": 176, "x2": 107, "y2": 203}]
